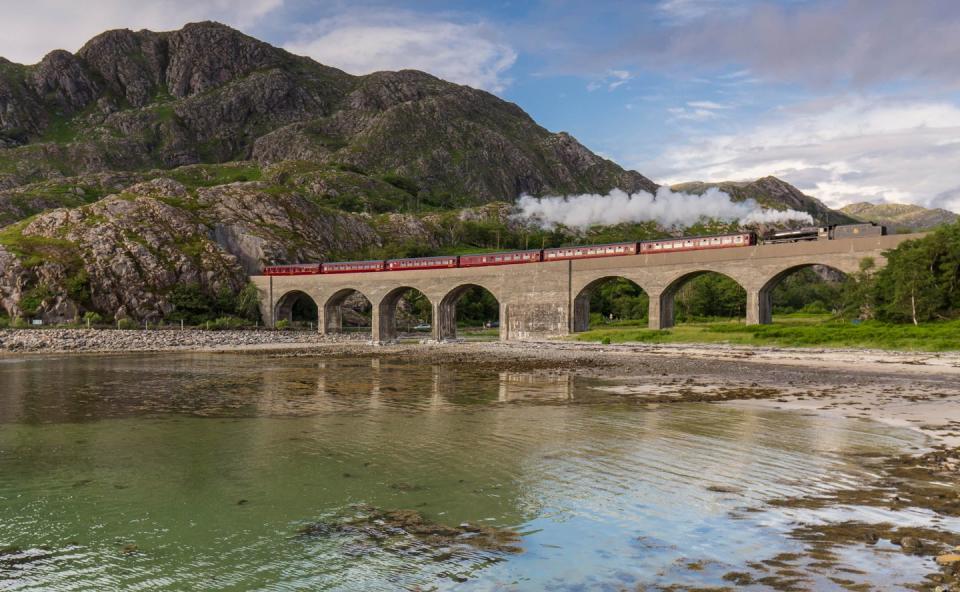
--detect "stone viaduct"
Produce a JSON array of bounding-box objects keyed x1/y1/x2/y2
[{"x1": 250, "y1": 233, "x2": 921, "y2": 343}]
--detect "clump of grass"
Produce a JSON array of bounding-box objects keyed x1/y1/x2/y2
[{"x1": 573, "y1": 316, "x2": 960, "y2": 352}]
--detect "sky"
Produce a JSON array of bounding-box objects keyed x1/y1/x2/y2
[{"x1": 1, "y1": 0, "x2": 959, "y2": 212}]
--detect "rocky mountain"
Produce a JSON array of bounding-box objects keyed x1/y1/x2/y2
[
  {"x1": 841, "y1": 202, "x2": 957, "y2": 232},
  {"x1": 0, "y1": 21, "x2": 655, "y2": 205},
  {"x1": 671, "y1": 176, "x2": 857, "y2": 226}
]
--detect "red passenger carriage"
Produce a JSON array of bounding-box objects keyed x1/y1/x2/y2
[
  {"x1": 459, "y1": 250, "x2": 542, "y2": 267},
  {"x1": 321, "y1": 260, "x2": 386, "y2": 274},
  {"x1": 386, "y1": 256, "x2": 458, "y2": 271},
  {"x1": 542, "y1": 242, "x2": 638, "y2": 262},
  {"x1": 261, "y1": 263, "x2": 322, "y2": 275},
  {"x1": 639, "y1": 233, "x2": 755, "y2": 254}
]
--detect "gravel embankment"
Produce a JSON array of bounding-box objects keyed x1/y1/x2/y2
[{"x1": 0, "y1": 328, "x2": 365, "y2": 353}]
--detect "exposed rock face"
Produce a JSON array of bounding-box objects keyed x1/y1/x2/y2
[
  {"x1": 0, "y1": 21, "x2": 655, "y2": 203},
  {"x1": 0, "y1": 168, "x2": 426, "y2": 321},
  {"x1": 841, "y1": 201, "x2": 958, "y2": 231},
  {"x1": 672, "y1": 177, "x2": 858, "y2": 226},
  {"x1": 0, "y1": 180, "x2": 245, "y2": 322}
]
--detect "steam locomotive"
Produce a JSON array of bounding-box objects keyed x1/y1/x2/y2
[{"x1": 262, "y1": 223, "x2": 886, "y2": 276}]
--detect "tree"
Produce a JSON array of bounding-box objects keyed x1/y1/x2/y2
[{"x1": 864, "y1": 221, "x2": 960, "y2": 324}]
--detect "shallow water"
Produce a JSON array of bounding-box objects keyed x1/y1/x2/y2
[{"x1": 0, "y1": 354, "x2": 942, "y2": 590}]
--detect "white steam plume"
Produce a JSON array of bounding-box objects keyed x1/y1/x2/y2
[{"x1": 515, "y1": 187, "x2": 813, "y2": 228}]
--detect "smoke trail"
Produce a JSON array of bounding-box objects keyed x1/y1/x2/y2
[{"x1": 514, "y1": 187, "x2": 813, "y2": 228}]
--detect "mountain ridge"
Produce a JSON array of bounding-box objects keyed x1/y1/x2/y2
[
  {"x1": 0, "y1": 21, "x2": 656, "y2": 203},
  {"x1": 840, "y1": 201, "x2": 958, "y2": 231},
  {"x1": 670, "y1": 176, "x2": 857, "y2": 226}
]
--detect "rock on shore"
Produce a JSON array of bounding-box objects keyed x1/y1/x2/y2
[{"x1": 0, "y1": 328, "x2": 364, "y2": 353}]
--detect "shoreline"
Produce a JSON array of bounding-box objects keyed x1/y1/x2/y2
[{"x1": 4, "y1": 328, "x2": 960, "y2": 446}]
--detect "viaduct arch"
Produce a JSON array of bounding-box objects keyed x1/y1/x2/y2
[{"x1": 253, "y1": 233, "x2": 920, "y2": 343}]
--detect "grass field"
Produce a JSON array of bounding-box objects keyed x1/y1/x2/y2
[{"x1": 572, "y1": 314, "x2": 960, "y2": 351}]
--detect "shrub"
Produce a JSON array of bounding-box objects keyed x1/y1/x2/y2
[
  {"x1": 209, "y1": 316, "x2": 247, "y2": 330},
  {"x1": 275, "y1": 319, "x2": 291, "y2": 330},
  {"x1": 83, "y1": 311, "x2": 103, "y2": 325},
  {"x1": 116, "y1": 318, "x2": 138, "y2": 330},
  {"x1": 381, "y1": 173, "x2": 420, "y2": 196},
  {"x1": 235, "y1": 283, "x2": 261, "y2": 322}
]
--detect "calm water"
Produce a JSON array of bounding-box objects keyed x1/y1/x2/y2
[{"x1": 0, "y1": 354, "x2": 941, "y2": 590}]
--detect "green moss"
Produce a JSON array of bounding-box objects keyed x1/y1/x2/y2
[
  {"x1": 0, "y1": 219, "x2": 79, "y2": 267},
  {"x1": 38, "y1": 112, "x2": 80, "y2": 143},
  {"x1": 176, "y1": 235, "x2": 207, "y2": 259},
  {"x1": 168, "y1": 163, "x2": 262, "y2": 189}
]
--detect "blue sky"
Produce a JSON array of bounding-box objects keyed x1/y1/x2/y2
[{"x1": 2, "y1": 0, "x2": 959, "y2": 211}]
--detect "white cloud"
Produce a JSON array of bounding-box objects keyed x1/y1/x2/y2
[
  {"x1": 0, "y1": 0, "x2": 282, "y2": 64},
  {"x1": 686, "y1": 100, "x2": 729, "y2": 110},
  {"x1": 284, "y1": 14, "x2": 516, "y2": 93},
  {"x1": 666, "y1": 100, "x2": 729, "y2": 122},
  {"x1": 638, "y1": 97, "x2": 960, "y2": 212},
  {"x1": 667, "y1": 106, "x2": 717, "y2": 121},
  {"x1": 645, "y1": 1, "x2": 960, "y2": 90},
  {"x1": 587, "y1": 69, "x2": 633, "y2": 92}
]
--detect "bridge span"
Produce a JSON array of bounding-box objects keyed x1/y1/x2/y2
[{"x1": 251, "y1": 233, "x2": 921, "y2": 343}]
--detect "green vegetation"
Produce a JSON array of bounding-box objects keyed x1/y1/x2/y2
[
  {"x1": 574, "y1": 316, "x2": 960, "y2": 351},
  {"x1": 167, "y1": 282, "x2": 261, "y2": 325},
  {"x1": 167, "y1": 163, "x2": 263, "y2": 189},
  {"x1": 0, "y1": 220, "x2": 80, "y2": 267},
  {"x1": 455, "y1": 286, "x2": 499, "y2": 327},
  {"x1": 116, "y1": 318, "x2": 138, "y2": 330},
  {"x1": 865, "y1": 222, "x2": 960, "y2": 324}
]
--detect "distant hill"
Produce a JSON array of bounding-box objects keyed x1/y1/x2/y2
[
  {"x1": 840, "y1": 202, "x2": 958, "y2": 232},
  {"x1": 671, "y1": 176, "x2": 857, "y2": 226}
]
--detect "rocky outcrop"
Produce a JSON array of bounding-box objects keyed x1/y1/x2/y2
[
  {"x1": 0, "y1": 180, "x2": 245, "y2": 322},
  {"x1": 0, "y1": 170, "x2": 415, "y2": 321}
]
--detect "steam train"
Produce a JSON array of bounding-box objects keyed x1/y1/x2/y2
[{"x1": 262, "y1": 223, "x2": 886, "y2": 276}]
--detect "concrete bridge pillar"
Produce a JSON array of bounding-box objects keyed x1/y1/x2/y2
[
  {"x1": 371, "y1": 292, "x2": 392, "y2": 344},
  {"x1": 433, "y1": 301, "x2": 451, "y2": 342},
  {"x1": 647, "y1": 288, "x2": 672, "y2": 330},
  {"x1": 320, "y1": 302, "x2": 339, "y2": 335},
  {"x1": 746, "y1": 288, "x2": 772, "y2": 325}
]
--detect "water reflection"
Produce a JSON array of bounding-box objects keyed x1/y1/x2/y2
[{"x1": 0, "y1": 353, "x2": 935, "y2": 590}]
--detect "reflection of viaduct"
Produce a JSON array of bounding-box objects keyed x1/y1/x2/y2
[{"x1": 251, "y1": 234, "x2": 921, "y2": 343}]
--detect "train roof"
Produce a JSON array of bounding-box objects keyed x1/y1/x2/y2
[
  {"x1": 323, "y1": 259, "x2": 384, "y2": 265},
  {"x1": 543, "y1": 241, "x2": 638, "y2": 250},
  {"x1": 386, "y1": 255, "x2": 457, "y2": 261},
  {"x1": 460, "y1": 249, "x2": 542, "y2": 257},
  {"x1": 639, "y1": 231, "x2": 753, "y2": 243}
]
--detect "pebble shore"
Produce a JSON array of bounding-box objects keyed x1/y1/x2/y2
[{"x1": 0, "y1": 328, "x2": 365, "y2": 353}]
